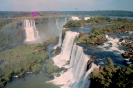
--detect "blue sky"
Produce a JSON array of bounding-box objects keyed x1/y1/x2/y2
[{"x1": 0, "y1": 0, "x2": 133, "y2": 11}]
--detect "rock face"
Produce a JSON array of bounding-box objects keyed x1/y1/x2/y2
[
  {"x1": 125, "y1": 40, "x2": 132, "y2": 43},
  {"x1": 120, "y1": 39, "x2": 132, "y2": 47},
  {"x1": 92, "y1": 55, "x2": 100, "y2": 58},
  {"x1": 53, "y1": 47, "x2": 61, "y2": 56},
  {"x1": 121, "y1": 39, "x2": 133, "y2": 63},
  {"x1": 96, "y1": 38, "x2": 107, "y2": 45},
  {"x1": 122, "y1": 48, "x2": 133, "y2": 58},
  {"x1": 87, "y1": 59, "x2": 95, "y2": 70},
  {"x1": 128, "y1": 43, "x2": 133, "y2": 48},
  {"x1": 119, "y1": 39, "x2": 123, "y2": 42},
  {"x1": 93, "y1": 68, "x2": 100, "y2": 73},
  {"x1": 130, "y1": 55, "x2": 133, "y2": 62},
  {"x1": 121, "y1": 42, "x2": 128, "y2": 46},
  {"x1": 122, "y1": 48, "x2": 133, "y2": 62}
]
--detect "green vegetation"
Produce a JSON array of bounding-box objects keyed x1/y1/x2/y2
[
  {"x1": 74, "y1": 29, "x2": 106, "y2": 45},
  {"x1": 90, "y1": 58, "x2": 133, "y2": 88},
  {"x1": 31, "y1": 64, "x2": 41, "y2": 73},
  {"x1": 64, "y1": 15, "x2": 110, "y2": 28},
  {"x1": 65, "y1": 17, "x2": 132, "y2": 45},
  {"x1": 33, "y1": 36, "x2": 59, "y2": 54},
  {"x1": 33, "y1": 42, "x2": 47, "y2": 53},
  {"x1": 63, "y1": 20, "x2": 82, "y2": 28},
  {"x1": 74, "y1": 22, "x2": 133, "y2": 45},
  {"x1": 101, "y1": 23, "x2": 133, "y2": 34},
  {"x1": 0, "y1": 35, "x2": 61, "y2": 87},
  {"x1": 42, "y1": 58, "x2": 60, "y2": 74},
  {"x1": 45, "y1": 59, "x2": 54, "y2": 64},
  {"x1": 0, "y1": 42, "x2": 49, "y2": 86},
  {"x1": 42, "y1": 64, "x2": 60, "y2": 74},
  {"x1": 0, "y1": 18, "x2": 12, "y2": 31},
  {"x1": 45, "y1": 36, "x2": 59, "y2": 45},
  {"x1": 64, "y1": 15, "x2": 133, "y2": 28},
  {"x1": 53, "y1": 47, "x2": 61, "y2": 56},
  {"x1": 86, "y1": 15, "x2": 111, "y2": 24}
]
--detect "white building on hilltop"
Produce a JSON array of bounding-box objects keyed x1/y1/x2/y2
[
  {"x1": 84, "y1": 17, "x2": 90, "y2": 20},
  {"x1": 71, "y1": 16, "x2": 80, "y2": 20}
]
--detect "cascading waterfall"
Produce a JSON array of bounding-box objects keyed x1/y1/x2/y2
[
  {"x1": 65, "y1": 17, "x2": 67, "y2": 24},
  {"x1": 54, "y1": 18, "x2": 62, "y2": 49},
  {"x1": 23, "y1": 19, "x2": 40, "y2": 42},
  {"x1": 54, "y1": 17, "x2": 70, "y2": 49},
  {"x1": 53, "y1": 31, "x2": 79, "y2": 68},
  {"x1": 51, "y1": 31, "x2": 99, "y2": 88}
]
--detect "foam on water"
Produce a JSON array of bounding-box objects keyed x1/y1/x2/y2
[
  {"x1": 98, "y1": 35, "x2": 124, "y2": 54},
  {"x1": 125, "y1": 31, "x2": 133, "y2": 34}
]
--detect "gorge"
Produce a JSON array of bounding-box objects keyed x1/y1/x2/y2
[{"x1": 0, "y1": 15, "x2": 133, "y2": 88}]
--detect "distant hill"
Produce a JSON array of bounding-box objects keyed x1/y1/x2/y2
[{"x1": 0, "y1": 10, "x2": 133, "y2": 18}]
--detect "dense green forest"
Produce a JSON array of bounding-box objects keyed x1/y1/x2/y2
[
  {"x1": 64, "y1": 15, "x2": 133, "y2": 28},
  {"x1": 0, "y1": 36, "x2": 60, "y2": 87},
  {"x1": 90, "y1": 57, "x2": 133, "y2": 88}
]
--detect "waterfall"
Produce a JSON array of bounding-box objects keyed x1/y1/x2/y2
[
  {"x1": 54, "y1": 18, "x2": 62, "y2": 49},
  {"x1": 53, "y1": 31, "x2": 79, "y2": 68},
  {"x1": 65, "y1": 17, "x2": 67, "y2": 24},
  {"x1": 23, "y1": 19, "x2": 40, "y2": 42},
  {"x1": 51, "y1": 31, "x2": 99, "y2": 88},
  {"x1": 54, "y1": 17, "x2": 70, "y2": 49}
]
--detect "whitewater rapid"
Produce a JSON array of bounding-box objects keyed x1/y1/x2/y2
[{"x1": 98, "y1": 34, "x2": 124, "y2": 54}]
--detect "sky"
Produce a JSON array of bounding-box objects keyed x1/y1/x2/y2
[{"x1": 0, "y1": 0, "x2": 133, "y2": 11}]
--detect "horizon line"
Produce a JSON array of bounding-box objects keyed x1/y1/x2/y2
[{"x1": 0, "y1": 10, "x2": 133, "y2": 12}]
